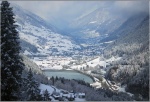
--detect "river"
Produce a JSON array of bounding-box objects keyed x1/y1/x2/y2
[{"x1": 42, "y1": 70, "x2": 94, "y2": 83}]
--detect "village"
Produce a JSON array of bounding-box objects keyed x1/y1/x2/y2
[
  {"x1": 39, "y1": 84, "x2": 86, "y2": 101},
  {"x1": 52, "y1": 89, "x2": 85, "y2": 101},
  {"x1": 33, "y1": 56, "x2": 73, "y2": 70}
]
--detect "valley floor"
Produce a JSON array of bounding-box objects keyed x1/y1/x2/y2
[{"x1": 32, "y1": 55, "x2": 133, "y2": 99}]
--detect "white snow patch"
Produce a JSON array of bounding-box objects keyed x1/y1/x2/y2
[
  {"x1": 39, "y1": 84, "x2": 54, "y2": 95},
  {"x1": 90, "y1": 81, "x2": 102, "y2": 88},
  {"x1": 106, "y1": 56, "x2": 122, "y2": 63},
  {"x1": 89, "y1": 21, "x2": 97, "y2": 24},
  {"x1": 75, "y1": 98, "x2": 86, "y2": 101},
  {"x1": 70, "y1": 57, "x2": 107, "y2": 70},
  {"x1": 24, "y1": 50, "x2": 32, "y2": 55},
  {"x1": 104, "y1": 40, "x2": 114, "y2": 44}
]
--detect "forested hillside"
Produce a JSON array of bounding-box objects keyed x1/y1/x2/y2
[{"x1": 104, "y1": 12, "x2": 149, "y2": 100}]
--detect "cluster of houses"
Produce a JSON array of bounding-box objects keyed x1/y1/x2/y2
[
  {"x1": 33, "y1": 56, "x2": 72, "y2": 70},
  {"x1": 51, "y1": 90, "x2": 85, "y2": 101}
]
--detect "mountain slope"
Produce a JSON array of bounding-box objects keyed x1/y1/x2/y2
[
  {"x1": 11, "y1": 4, "x2": 81, "y2": 56},
  {"x1": 100, "y1": 12, "x2": 149, "y2": 43},
  {"x1": 103, "y1": 13, "x2": 149, "y2": 100},
  {"x1": 103, "y1": 13, "x2": 149, "y2": 57},
  {"x1": 68, "y1": 7, "x2": 127, "y2": 40}
]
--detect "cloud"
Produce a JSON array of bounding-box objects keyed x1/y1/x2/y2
[
  {"x1": 10, "y1": 1, "x2": 113, "y2": 20},
  {"x1": 114, "y1": 1, "x2": 149, "y2": 14},
  {"x1": 10, "y1": 1, "x2": 149, "y2": 29},
  {"x1": 10, "y1": 1, "x2": 66, "y2": 20},
  {"x1": 11, "y1": 1, "x2": 112, "y2": 28}
]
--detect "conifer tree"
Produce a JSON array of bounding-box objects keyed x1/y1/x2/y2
[
  {"x1": 43, "y1": 89, "x2": 51, "y2": 101},
  {"x1": 25, "y1": 69, "x2": 41, "y2": 101},
  {"x1": 1, "y1": 1, "x2": 24, "y2": 100},
  {"x1": 51, "y1": 76, "x2": 55, "y2": 85}
]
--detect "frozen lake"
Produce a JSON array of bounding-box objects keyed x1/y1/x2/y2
[{"x1": 43, "y1": 70, "x2": 94, "y2": 83}]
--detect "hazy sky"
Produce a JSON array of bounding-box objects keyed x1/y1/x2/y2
[{"x1": 10, "y1": 1, "x2": 149, "y2": 29}]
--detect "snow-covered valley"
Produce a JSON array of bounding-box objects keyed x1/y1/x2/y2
[
  {"x1": 32, "y1": 55, "x2": 134, "y2": 101},
  {"x1": 31, "y1": 54, "x2": 131, "y2": 94},
  {"x1": 12, "y1": 3, "x2": 131, "y2": 98},
  {"x1": 5, "y1": 2, "x2": 148, "y2": 101}
]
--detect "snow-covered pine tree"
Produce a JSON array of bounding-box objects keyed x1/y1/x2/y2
[
  {"x1": 1, "y1": 1, "x2": 24, "y2": 101},
  {"x1": 25, "y1": 69, "x2": 41, "y2": 101},
  {"x1": 43, "y1": 89, "x2": 51, "y2": 101},
  {"x1": 51, "y1": 76, "x2": 55, "y2": 85}
]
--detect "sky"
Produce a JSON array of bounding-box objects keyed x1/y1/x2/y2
[{"x1": 11, "y1": 1, "x2": 149, "y2": 29}]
